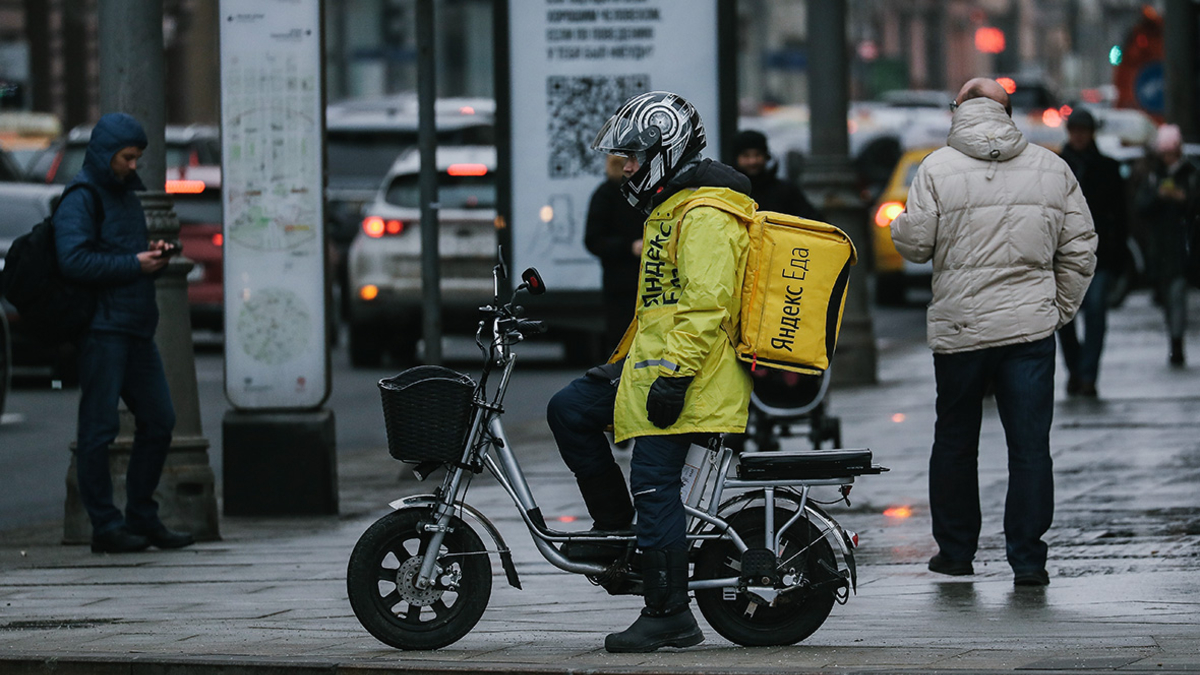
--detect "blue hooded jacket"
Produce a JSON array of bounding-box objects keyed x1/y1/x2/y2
[{"x1": 54, "y1": 112, "x2": 158, "y2": 338}]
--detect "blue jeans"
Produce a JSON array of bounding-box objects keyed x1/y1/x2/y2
[
  {"x1": 547, "y1": 375, "x2": 693, "y2": 551},
  {"x1": 1058, "y1": 269, "x2": 1109, "y2": 385},
  {"x1": 76, "y1": 331, "x2": 176, "y2": 535},
  {"x1": 930, "y1": 336, "x2": 1055, "y2": 574}
]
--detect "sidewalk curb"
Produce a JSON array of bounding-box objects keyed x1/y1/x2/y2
[{"x1": 3, "y1": 654, "x2": 1200, "y2": 675}]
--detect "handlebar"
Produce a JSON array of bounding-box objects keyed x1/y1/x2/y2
[
  {"x1": 476, "y1": 264, "x2": 549, "y2": 364},
  {"x1": 517, "y1": 319, "x2": 547, "y2": 336}
]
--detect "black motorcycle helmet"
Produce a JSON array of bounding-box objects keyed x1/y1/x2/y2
[{"x1": 590, "y1": 91, "x2": 706, "y2": 212}]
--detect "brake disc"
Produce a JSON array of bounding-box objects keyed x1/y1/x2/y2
[{"x1": 394, "y1": 556, "x2": 446, "y2": 605}]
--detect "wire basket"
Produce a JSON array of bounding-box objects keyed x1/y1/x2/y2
[{"x1": 378, "y1": 366, "x2": 477, "y2": 464}]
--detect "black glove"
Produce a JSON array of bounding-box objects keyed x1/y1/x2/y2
[{"x1": 645, "y1": 375, "x2": 694, "y2": 429}]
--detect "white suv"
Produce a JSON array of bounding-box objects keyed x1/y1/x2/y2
[{"x1": 346, "y1": 145, "x2": 497, "y2": 367}]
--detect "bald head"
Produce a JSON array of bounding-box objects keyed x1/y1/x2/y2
[{"x1": 955, "y1": 78, "x2": 1012, "y2": 116}]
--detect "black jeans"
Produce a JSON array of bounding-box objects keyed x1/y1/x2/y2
[
  {"x1": 1057, "y1": 269, "x2": 1110, "y2": 385},
  {"x1": 546, "y1": 374, "x2": 695, "y2": 551},
  {"x1": 75, "y1": 331, "x2": 176, "y2": 535},
  {"x1": 930, "y1": 336, "x2": 1055, "y2": 573}
]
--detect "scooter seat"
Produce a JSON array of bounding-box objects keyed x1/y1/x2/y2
[{"x1": 736, "y1": 449, "x2": 882, "y2": 480}]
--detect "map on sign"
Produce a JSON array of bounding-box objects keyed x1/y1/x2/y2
[
  {"x1": 236, "y1": 287, "x2": 312, "y2": 366},
  {"x1": 220, "y1": 0, "x2": 328, "y2": 409},
  {"x1": 224, "y1": 61, "x2": 321, "y2": 251}
]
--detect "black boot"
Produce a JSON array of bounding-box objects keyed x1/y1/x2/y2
[
  {"x1": 563, "y1": 464, "x2": 634, "y2": 561},
  {"x1": 91, "y1": 526, "x2": 150, "y2": 554},
  {"x1": 1170, "y1": 338, "x2": 1186, "y2": 367},
  {"x1": 605, "y1": 549, "x2": 704, "y2": 652}
]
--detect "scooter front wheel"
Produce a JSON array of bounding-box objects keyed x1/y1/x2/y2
[
  {"x1": 693, "y1": 506, "x2": 838, "y2": 646},
  {"x1": 347, "y1": 507, "x2": 492, "y2": 650}
]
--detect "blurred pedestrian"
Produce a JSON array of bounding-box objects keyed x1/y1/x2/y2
[
  {"x1": 584, "y1": 153, "x2": 645, "y2": 349},
  {"x1": 731, "y1": 129, "x2": 821, "y2": 219},
  {"x1": 1136, "y1": 124, "x2": 1198, "y2": 367},
  {"x1": 891, "y1": 78, "x2": 1096, "y2": 587},
  {"x1": 1056, "y1": 108, "x2": 1128, "y2": 397},
  {"x1": 55, "y1": 113, "x2": 194, "y2": 554}
]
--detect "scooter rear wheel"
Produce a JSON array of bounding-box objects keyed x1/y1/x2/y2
[
  {"x1": 693, "y1": 506, "x2": 837, "y2": 646},
  {"x1": 347, "y1": 507, "x2": 492, "y2": 650}
]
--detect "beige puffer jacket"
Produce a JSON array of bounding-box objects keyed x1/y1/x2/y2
[{"x1": 891, "y1": 97, "x2": 1097, "y2": 354}]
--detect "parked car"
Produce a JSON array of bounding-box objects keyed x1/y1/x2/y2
[
  {"x1": 326, "y1": 96, "x2": 494, "y2": 319},
  {"x1": 26, "y1": 124, "x2": 220, "y2": 184},
  {"x1": 0, "y1": 182, "x2": 76, "y2": 382},
  {"x1": 346, "y1": 145, "x2": 496, "y2": 367},
  {"x1": 870, "y1": 146, "x2": 938, "y2": 305}
]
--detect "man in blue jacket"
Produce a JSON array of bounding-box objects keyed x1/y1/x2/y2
[{"x1": 55, "y1": 112, "x2": 193, "y2": 553}]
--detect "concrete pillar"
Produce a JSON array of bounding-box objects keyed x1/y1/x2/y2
[
  {"x1": 64, "y1": 0, "x2": 219, "y2": 543},
  {"x1": 805, "y1": 0, "x2": 877, "y2": 386},
  {"x1": 172, "y1": 0, "x2": 220, "y2": 125}
]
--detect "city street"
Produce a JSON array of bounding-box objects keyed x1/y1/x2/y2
[
  {"x1": 0, "y1": 305, "x2": 925, "y2": 533},
  {"x1": 1, "y1": 291, "x2": 1198, "y2": 674},
  {"x1": 2, "y1": 1, "x2": 1198, "y2": 672}
]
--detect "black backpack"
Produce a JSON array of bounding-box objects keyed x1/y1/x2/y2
[{"x1": 0, "y1": 183, "x2": 104, "y2": 343}]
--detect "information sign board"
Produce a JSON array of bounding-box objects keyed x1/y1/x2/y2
[{"x1": 219, "y1": 0, "x2": 328, "y2": 409}]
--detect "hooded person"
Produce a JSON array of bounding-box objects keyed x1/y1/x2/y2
[
  {"x1": 55, "y1": 112, "x2": 194, "y2": 554},
  {"x1": 891, "y1": 78, "x2": 1096, "y2": 587},
  {"x1": 545, "y1": 91, "x2": 754, "y2": 652}
]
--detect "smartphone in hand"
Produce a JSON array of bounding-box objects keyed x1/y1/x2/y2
[{"x1": 160, "y1": 243, "x2": 183, "y2": 257}]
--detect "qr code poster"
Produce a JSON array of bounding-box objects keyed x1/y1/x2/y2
[
  {"x1": 546, "y1": 74, "x2": 650, "y2": 179},
  {"x1": 506, "y1": 0, "x2": 722, "y2": 292}
]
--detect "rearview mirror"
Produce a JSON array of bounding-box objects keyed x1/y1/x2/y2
[
  {"x1": 520, "y1": 268, "x2": 546, "y2": 296},
  {"x1": 492, "y1": 246, "x2": 508, "y2": 300}
]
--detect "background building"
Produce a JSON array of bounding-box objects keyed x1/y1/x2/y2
[{"x1": 0, "y1": 0, "x2": 1193, "y2": 136}]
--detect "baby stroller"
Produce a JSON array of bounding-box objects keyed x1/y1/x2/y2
[{"x1": 731, "y1": 368, "x2": 841, "y2": 453}]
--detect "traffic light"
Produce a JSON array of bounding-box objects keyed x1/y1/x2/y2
[{"x1": 974, "y1": 27, "x2": 1006, "y2": 54}]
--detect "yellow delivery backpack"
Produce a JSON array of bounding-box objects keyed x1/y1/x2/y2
[{"x1": 675, "y1": 198, "x2": 857, "y2": 376}]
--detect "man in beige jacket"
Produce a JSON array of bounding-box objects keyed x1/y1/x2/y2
[{"x1": 891, "y1": 78, "x2": 1096, "y2": 587}]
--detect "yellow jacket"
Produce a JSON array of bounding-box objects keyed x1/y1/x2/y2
[{"x1": 610, "y1": 185, "x2": 754, "y2": 442}]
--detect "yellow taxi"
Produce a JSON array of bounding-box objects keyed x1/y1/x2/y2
[{"x1": 871, "y1": 145, "x2": 939, "y2": 304}]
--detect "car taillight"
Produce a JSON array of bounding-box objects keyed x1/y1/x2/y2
[
  {"x1": 362, "y1": 216, "x2": 405, "y2": 237},
  {"x1": 448, "y1": 163, "x2": 487, "y2": 177},
  {"x1": 45, "y1": 152, "x2": 62, "y2": 183},
  {"x1": 212, "y1": 233, "x2": 223, "y2": 247},
  {"x1": 874, "y1": 201, "x2": 904, "y2": 228},
  {"x1": 166, "y1": 179, "x2": 206, "y2": 194},
  {"x1": 1041, "y1": 107, "x2": 1063, "y2": 127}
]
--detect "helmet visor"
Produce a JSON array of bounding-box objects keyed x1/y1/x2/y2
[{"x1": 591, "y1": 114, "x2": 659, "y2": 154}]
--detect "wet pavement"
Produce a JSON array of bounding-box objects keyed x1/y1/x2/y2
[{"x1": 1, "y1": 290, "x2": 1199, "y2": 674}]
